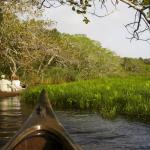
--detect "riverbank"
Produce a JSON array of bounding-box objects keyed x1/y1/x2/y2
[{"x1": 22, "y1": 77, "x2": 150, "y2": 121}]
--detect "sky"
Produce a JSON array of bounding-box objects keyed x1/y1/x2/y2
[{"x1": 42, "y1": 2, "x2": 150, "y2": 58}]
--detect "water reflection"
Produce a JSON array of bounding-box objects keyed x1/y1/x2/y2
[
  {"x1": 0, "y1": 97, "x2": 21, "y2": 111},
  {"x1": 0, "y1": 97, "x2": 22, "y2": 148}
]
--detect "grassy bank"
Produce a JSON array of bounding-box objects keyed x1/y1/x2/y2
[{"x1": 22, "y1": 77, "x2": 150, "y2": 121}]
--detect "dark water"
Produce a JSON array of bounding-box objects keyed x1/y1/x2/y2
[{"x1": 0, "y1": 97, "x2": 150, "y2": 150}]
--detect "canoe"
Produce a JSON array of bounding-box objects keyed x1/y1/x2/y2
[
  {"x1": 2, "y1": 90, "x2": 82, "y2": 150},
  {"x1": 0, "y1": 90, "x2": 22, "y2": 98}
]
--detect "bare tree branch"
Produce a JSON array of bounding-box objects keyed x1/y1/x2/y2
[{"x1": 36, "y1": 0, "x2": 150, "y2": 41}]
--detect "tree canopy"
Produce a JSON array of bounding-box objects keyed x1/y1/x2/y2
[
  {"x1": 1, "y1": 5, "x2": 150, "y2": 85},
  {"x1": 0, "y1": 6, "x2": 123, "y2": 83}
]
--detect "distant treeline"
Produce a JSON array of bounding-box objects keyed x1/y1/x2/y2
[
  {"x1": 1, "y1": 6, "x2": 150, "y2": 84},
  {"x1": 121, "y1": 57, "x2": 150, "y2": 74}
]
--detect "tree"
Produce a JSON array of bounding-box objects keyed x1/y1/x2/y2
[
  {"x1": 0, "y1": 5, "x2": 123, "y2": 82},
  {"x1": 0, "y1": 6, "x2": 57, "y2": 78}
]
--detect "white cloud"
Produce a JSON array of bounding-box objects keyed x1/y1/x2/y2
[{"x1": 43, "y1": 2, "x2": 150, "y2": 58}]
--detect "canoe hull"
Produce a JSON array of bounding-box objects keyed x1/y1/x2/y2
[
  {"x1": 2, "y1": 90, "x2": 81, "y2": 150},
  {"x1": 13, "y1": 131, "x2": 65, "y2": 150},
  {"x1": 0, "y1": 91, "x2": 21, "y2": 98}
]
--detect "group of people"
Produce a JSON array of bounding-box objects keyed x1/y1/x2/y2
[{"x1": 0, "y1": 74, "x2": 23, "y2": 92}]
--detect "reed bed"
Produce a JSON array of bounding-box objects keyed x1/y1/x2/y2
[{"x1": 22, "y1": 77, "x2": 150, "y2": 121}]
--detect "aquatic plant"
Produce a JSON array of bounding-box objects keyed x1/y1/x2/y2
[{"x1": 22, "y1": 76, "x2": 150, "y2": 121}]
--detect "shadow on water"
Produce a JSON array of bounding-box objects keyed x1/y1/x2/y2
[{"x1": 0, "y1": 98, "x2": 150, "y2": 150}]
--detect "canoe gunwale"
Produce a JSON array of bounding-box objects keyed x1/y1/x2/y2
[{"x1": 4, "y1": 125, "x2": 78, "y2": 150}]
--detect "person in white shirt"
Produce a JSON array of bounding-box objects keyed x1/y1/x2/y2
[
  {"x1": 11, "y1": 75, "x2": 22, "y2": 91},
  {"x1": 0, "y1": 75, "x2": 12, "y2": 92}
]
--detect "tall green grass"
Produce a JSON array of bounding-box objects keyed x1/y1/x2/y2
[{"x1": 22, "y1": 76, "x2": 150, "y2": 121}]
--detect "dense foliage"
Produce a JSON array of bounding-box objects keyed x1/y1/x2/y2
[
  {"x1": 0, "y1": 8, "x2": 123, "y2": 84},
  {"x1": 23, "y1": 77, "x2": 150, "y2": 121},
  {"x1": 1, "y1": 6, "x2": 150, "y2": 85}
]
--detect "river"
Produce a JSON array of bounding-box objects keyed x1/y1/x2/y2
[{"x1": 0, "y1": 97, "x2": 150, "y2": 150}]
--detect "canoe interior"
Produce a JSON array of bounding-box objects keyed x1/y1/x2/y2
[{"x1": 13, "y1": 130, "x2": 69, "y2": 150}]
